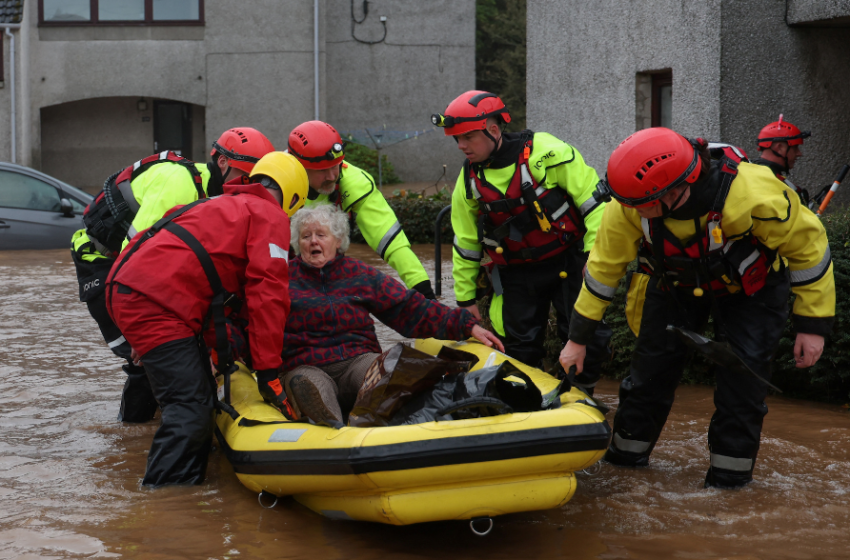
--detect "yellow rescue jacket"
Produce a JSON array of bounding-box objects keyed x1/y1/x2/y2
[{"x1": 574, "y1": 161, "x2": 834, "y2": 336}]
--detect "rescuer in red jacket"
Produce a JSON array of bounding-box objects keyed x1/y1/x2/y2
[{"x1": 106, "y1": 152, "x2": 309, "y2": 487}]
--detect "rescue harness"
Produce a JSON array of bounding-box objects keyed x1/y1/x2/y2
[
  {"x1": 638, "y1": 153, "x2": 776, "y2": 297},
  {"x1": 83, "y1": 151, "x2": 204, "y2": 256},
  {"x1": 466, "y1": 136, "x2": 587, "y2": 266},
  {"x1": 107, "y1": 197, "x2": 241, "y2": 420}
]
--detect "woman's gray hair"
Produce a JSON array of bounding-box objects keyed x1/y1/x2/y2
[{"x1": 290, "y1": 203, "x2": 351, "y2": 256}]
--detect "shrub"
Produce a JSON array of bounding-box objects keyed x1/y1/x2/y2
[
  {"x1": 351, "y1": 188, "x2": 453, "y2": 245},
  {"x1": 343, "y1": 143, "x2": 402, "y2": 185}
]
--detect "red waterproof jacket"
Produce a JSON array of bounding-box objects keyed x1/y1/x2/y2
[{"x1": 106, "y1": 181, "x2": 291, "y2": 370}]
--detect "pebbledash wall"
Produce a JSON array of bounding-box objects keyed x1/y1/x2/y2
[
  {"x1": 527, "y1": 0, "x2": 850, "y2": 201},
  {"x1": 0, "y1": 0, "x2": 474, "y2": 191}
]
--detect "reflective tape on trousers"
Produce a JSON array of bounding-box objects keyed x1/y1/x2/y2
[
  {"x1": 710, "y1": 453, "x2": 753, "y2": 472},
  {"x1": 790, "y1": 245, "x2": 831, "y2": 285},
  {"x1": 107, "y1": 335, "x2": 127, "y2": 349},
  {"x1": 613, "y1": 433, "x2": 651, "y2": 454}
]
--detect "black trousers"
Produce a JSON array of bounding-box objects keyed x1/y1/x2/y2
[
  {"x1": 140, "y1": 336, "x2": 215, "y2": 487},
  {"x1": 499, "y1": 247, "x2": 612, "y2": 388},
  {"x1": 606, "y1": 271, "x2": 790, "y2": 487},
  {"x1": 72, "y1": 252, "x2": 157, "y2": 422}
]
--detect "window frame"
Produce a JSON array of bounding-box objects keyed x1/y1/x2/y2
[
  {"x1": 38, "y1": 0, "x2": 205, "y2": 27},
  {"x1": 650, "y1": 71, "x2": 673, "y2": 128}
]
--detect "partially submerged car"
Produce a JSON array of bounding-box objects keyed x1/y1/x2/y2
[{"x1": 0, "y1": 162, "x2": 93, "y2": 251}]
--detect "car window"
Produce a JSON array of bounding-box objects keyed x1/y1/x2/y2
[{"x1": 0, "y1": 170, "x2": 62, "y2": 212}]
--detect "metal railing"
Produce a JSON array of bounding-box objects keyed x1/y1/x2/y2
[{"x1": 434, "y1": 204, "x2": 452, "y2": 297}]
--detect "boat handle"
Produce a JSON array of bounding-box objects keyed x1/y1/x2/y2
[
  {"x1": 470, "y1": 517, "x2": 494, "y2": 536},
  {"x1": 258, "y1": 490, "x2": 279, "y2": 509}
]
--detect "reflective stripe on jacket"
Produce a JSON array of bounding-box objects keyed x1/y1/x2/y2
[
  {"x1": 305, "y1": 161, "x2": 428, "y2": 289},
  {"x1": 574, "y1": 161, "x2": 834, "y2": 336},
  {"x1": 451, "y1": 132, "x2": 604, "y2": 305}
]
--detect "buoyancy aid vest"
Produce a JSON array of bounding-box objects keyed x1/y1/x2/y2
[
  {"x1": 83, "y1": 151, "x2": 204, "y2": 256},
  {"x1": 467, "y1": 137, "x2": 584, "y2": 266},
  {"x1": 637, "y1": 154, "x2": 777, "y2": 296}
]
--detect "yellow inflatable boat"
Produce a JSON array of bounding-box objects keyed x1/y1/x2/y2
[{"x1": 214, "y1": 339, "x2": 610, "y2": 527}]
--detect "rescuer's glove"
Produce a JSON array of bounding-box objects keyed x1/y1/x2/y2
[{"x1": 256, "y1": 369, "x2": 297, "y2": 420}]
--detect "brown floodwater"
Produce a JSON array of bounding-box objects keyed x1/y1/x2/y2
[{"x1": 1, "y1": 246, "x2": 849, "y2": 559}]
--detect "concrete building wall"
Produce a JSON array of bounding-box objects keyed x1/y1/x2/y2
[
  {"x1": 40, "y1": 97, "x2": 206, "y2": 193},
  {"x1": 527, "y1": 0, "x2": 722, "y2": 174},
  {"x1": 719, "y1": 0, "x2": 850, "y2": 199},
  {"x1": 325, "y1": 0, "x2": 475, "y2": 182},
  {"x1": 527, "y1": 0, "x2": 850, "y2": 201},
  {"x1": 0, "y1": 0, "x2": 474, "y2": 187},
  {"x1": 19, "y1": 0, "x2": 318, "y2": 177}
]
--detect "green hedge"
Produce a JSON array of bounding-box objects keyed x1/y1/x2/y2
[
  {"x1": 351, "y1": 189, "x2": 453, "y2": 245},
  {"x1": 342, "y1": 143, "x2": 402, "y2": 185}
]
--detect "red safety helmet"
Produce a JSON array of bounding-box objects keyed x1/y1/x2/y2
[
  {"x1": 211, "y1": 128, "x2": 276, "y2": 173},
  {"x1": 431, "y1": 90, "x2": 511, "y2": 136},
  {"x1": 604, "y1": 127, "x2": 702, "y2": 209},
  {"x1": 287, "y1": 121, "x2": 345, "y2": 170},
  {"x1": 757, "y1": 115, "x2": 810, "y2": 149}
]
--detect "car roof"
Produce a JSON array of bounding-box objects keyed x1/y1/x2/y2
[{"x1": 0, "y1": 161, "x2": 93, "y2": 202}]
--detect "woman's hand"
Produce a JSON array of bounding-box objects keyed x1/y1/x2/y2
[
  {"x1": 471, "y1": 325, "x2": 505, "y2": 353},
  {"x1": 559, "y1": 340, "x2": 586, "y2": 373},
  {"x1": 794, "y1": 333, "x2": 824, "y2": 368}
]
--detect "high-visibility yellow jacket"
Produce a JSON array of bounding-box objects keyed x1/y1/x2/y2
[
  {"x1": 71, "y1": 161, "x2": 214, "y2": 260},
  {"x1": 573, "y1": 161, "x2": 834, "y2": 338},
  {"x1": 306, "y1": 161, "x2": 429, "y2": 290},
  {"x1": 122, "y1": 162, "x2": 213, "y2": 249},
  {"x1": 451, "y1": 132, "x2": 604, "y2": 306}
]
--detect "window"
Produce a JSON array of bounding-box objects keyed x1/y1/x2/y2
[
  {"x1": 636, "y1": 70, "x2": 672, "y2": 131},
  {"x1": 651, "y1": 71, "x2": 672, "y2": 129},
  {"x1": 39, "y1": 0, "x2": 204, "y2": 25},
  {"x1": 0, "y1": 171, "x2": 62, "y2": 212}
]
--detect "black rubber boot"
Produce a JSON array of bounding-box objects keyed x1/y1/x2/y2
[
  {"x1": 704, "y1": 467, "x2": 753, "y2": 489},
  {"x1": 603, "y1": 444, "x2": 650, "y2": 467},
  {"x1": 118, "y1": 364, "x2": 159, "y2": 423}
]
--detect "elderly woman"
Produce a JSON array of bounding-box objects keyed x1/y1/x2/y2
[{"x1": 264, "y1": 203, "x2": 503, "y2": 427}]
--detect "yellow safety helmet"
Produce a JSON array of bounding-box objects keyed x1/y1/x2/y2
[{"x1": 250, "y1": 152, "x2": 309, "y2": 217}]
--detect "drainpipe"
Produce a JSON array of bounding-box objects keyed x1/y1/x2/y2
[
  {"x1": 314, "y1": 0, "x2": 320, "y2": 120},
  {"x1": 2, "y1": 24, "x2": 20, "y2": 163}
]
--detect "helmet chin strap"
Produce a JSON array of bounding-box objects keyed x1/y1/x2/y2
[
  {"x1": 658, "y1": 186, "x2": 689, "y2": 219},
  {"x1": 768, "y1": 145, "x2": 790, "y2": 173},
  {"x1": 481, "y1": 127, "x2": 503, "y2": 163}
]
